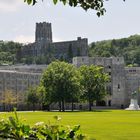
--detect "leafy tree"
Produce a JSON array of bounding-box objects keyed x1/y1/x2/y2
[
  {"x1": 26, "y1": 87, "x2": 39, "y2": 111},
  {"x1": 36, "y1": 85, "x2": 46, "y2": 110},
  {"x1": 0, "y1": 41, "x2": 22, "y2": 65},
  {"x1": 1, "y1": 90, "x2": 18, "y2": 111},
  {"x1": 24, "y1": 0, "x2": 126, "y2": 17},
  {"x1": 41, "y1": 61, "x2": 82, "y2": 111},
  {"x1": 79, "y1": 65, "x2": 109, "y2": 111}
]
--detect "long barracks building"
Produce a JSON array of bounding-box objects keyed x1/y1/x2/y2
[{"x1": 0, "y1": 57, "x2": 140, "y2": 110}]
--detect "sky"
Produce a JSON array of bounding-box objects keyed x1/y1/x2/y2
[{"x1": 0, "y1": 0, "x2": 140, "y2": 44}]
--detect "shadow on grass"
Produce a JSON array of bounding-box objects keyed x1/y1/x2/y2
[
  {"x1": 43, "y1": 109, "x2": 112, "y2": 113},
  {"x1": 92, "y1": 109, "x2": 112, "y2": 112}
]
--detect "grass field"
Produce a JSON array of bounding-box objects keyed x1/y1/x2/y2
[{"x1": 0, "y1": 110, "x2": 140, "y2": 140}]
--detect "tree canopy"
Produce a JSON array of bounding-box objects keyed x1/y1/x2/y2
[
  {"x1": 89, "y1": 35, "x2": 140, "y2": 66},
  {"x1": 0, "y1": 41, "x2": 22, "y2": 65},
  {"x1": 24, "y1": 0, "x2": 125, "y2": 17},
  {"x1": 26, "y1": 87, "x2": 39, "y2": 111},
  {"x1": 79, "y1": 65, "x2": 109, "y2": 110},
  {"x1": 41, "y1": 61, "x2": 82, "y2": 111},
  {"x1": 1, "y1": 90, "x2": 18, "y2": 111}
]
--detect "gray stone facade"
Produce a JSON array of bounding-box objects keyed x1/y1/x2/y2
[
  {"x1": 20, "y1": 22, "x2": 88, "y2": 62},
  {"x1": 73, "y1": 56, "x2": 140, "y2": 108},
  {"x1": 0, "y1": 65, "x2": 46, "y2": 110},
  {"x1": 1, "y1": 57, "x2": 140, "y2": 110}
]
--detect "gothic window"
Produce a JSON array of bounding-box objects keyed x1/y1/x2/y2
[{"x1": 118, "y1": 84, "x2": 120, "y2": 91}]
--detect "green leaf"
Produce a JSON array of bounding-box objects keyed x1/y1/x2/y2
[
  {"x1": 62, "y1": 0, "x2": 67, "y2": 5},
  {"x1": 27, "y1": 0, "x2": 32, "y2": 5},
  {"x1": 97, "y1": 12, "x2": 100, "y2": 17},
  {"x1": 53, "y1": 0, "x2": 58, "y2": 5}
]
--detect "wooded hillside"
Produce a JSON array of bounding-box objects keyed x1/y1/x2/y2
[
  {"x1": 0, "y1": 41, "x2": 22, "y2": 65},
  {"x1": 1, "y1": 34, "x2": 140, "y2": 66},
  {"x1": 89, "y1": 35, "x2": 140, "y2": 66}
]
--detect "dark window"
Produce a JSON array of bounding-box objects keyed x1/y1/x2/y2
[{"x1": 118, "y1": 84, "x2": 120, "y2": 89}]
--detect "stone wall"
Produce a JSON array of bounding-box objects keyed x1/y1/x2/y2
[
  {"x1": 73, "y1": 56, "x2": 126, "y2": 107},
  {"x1": 125, "y1": 67, "x2": 140, "y2": 105},
  {"x1": 0, "y1": 65, "x2": 47, "y2": 111}
]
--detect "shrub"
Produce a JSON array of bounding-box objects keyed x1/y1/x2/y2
[{"x1": 0, "y1": 109, "x2": 86, "y2": 140}]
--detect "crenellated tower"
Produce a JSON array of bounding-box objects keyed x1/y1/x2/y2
[{"x1": 35, "y1": 22, "x2": 52, "y2": 43}]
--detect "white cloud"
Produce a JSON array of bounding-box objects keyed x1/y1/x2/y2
[
  {"x1": 0, "y1": 0, "x2": 22, "y2": 12},
  {"x1": 14, "y1": 35, "x2": 34, "y2": 43}
]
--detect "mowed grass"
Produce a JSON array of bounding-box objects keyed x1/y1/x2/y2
[{"x1": 1, "y1": 110, "x2": 140, "y2": 140}]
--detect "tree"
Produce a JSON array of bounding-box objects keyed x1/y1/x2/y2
[
  {"x1": 1, "y1": 90, "x2": 18, "y2": 111},
  {"x1": 0, "y1": 41, "x2": 22, "y2": 65},
  {"x1": 26, "y1": 87, "x2": 39, "y2": 111},
  {"x1": 79, "y1": 65, "x2": 109, "y2": 111},
  {"x1": 36, "y1": 85, "x2": 46, "y2": 110},
  {"x1": 24, "y1": 0, "x2": 126, "y2": 17},
  {"x1": 41, "y1": 61, "x2": 82, "y2": 111}
]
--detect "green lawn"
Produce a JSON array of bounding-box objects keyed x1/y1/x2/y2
[{"x1": 0, "y1": 110, "x2": 140, "y2": 140}]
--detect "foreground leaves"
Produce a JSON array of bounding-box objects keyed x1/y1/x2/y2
[
  {"x1": 24, "y1": 0, "x2": 126, "y2": 16},
  {"x1": 0, "y1": 109, "x2": 86, "y2": 140},
  {"x1": 24, "y1": 0, "x2": 106, "y2": 16}
]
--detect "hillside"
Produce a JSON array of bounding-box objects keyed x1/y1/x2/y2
[
  {"x1": 1, "y1": 35, "x2": 140, "y2": 66},
  {"x1": 89, "y1": 35, "x2": 140, "y2": 66},
  {"x1": 0, "y1": 41, "x2": 22, "y2": 65}
]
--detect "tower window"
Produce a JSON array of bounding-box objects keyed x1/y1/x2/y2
[{"x1": 118, "y1": 84, "x2": 120, "y2": 91}]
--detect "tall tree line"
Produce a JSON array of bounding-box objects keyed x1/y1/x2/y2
[{"x1": 89, "y1": 35, "x2": 140, "y2": 66}]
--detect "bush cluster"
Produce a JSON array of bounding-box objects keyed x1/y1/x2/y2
[{"x1": 0, "y1": 110, "x2": 86, "y2": 140}]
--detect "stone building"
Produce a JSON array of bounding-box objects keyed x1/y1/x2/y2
[
  {"x1": 1, "y1": 57, "x2": 140, "y2": 110},
  {"x1": 0, "y1": 65, "x2": 46, "y2": 111},
  {"x1": 20, "y1": 22, "x2": 88, "y2": 62},
  {"x1": 73, "y1": 56, "x2": 140, "y2": 108}
]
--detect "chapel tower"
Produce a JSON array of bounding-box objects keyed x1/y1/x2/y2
[{"x1": 35, "y1": 22, "x2": 52, "y2": 43}]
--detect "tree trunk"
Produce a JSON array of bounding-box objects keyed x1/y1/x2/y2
[
  {"x1": 33, "y1": 103, "x2": 35, "y2": 111},
  {"x1": 62, "y1": 98, "x2": 65, "y2": 112},
  {"x1": 71, "y1": 101, "x2": 74, "y2": 111},
  {"x1": 89, "y1": 101, "x2": 92, "y2": 111},
  {"x1": 88, "y1": 97, "x2": 92, "y2": 111},
  {"x1": 59, "y1": 101, "x2": 61, "y2": 112}
]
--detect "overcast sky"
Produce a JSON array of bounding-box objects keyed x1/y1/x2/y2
[{"x1": 0, "y1": 0, "x2": 140, "y2": 44}]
